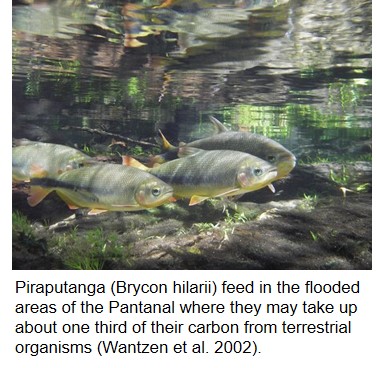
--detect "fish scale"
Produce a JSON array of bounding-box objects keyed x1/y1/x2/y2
[
  {"x1": 155, "y1": 116, "x2": 296, "y2": 181},
  {"x1": 28, "y1": 164, "x2": 174, "y2": 214},
  {"x1": 12, "y1": 140, "x2": 95, "y2": 182},
  {"x1": 125, "y1": 149, "x2": 277, "y2": 206}
]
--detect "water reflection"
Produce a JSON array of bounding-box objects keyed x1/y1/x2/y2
[{"x1": 12, "y1": 0, "x2": 371, "y2": 161}]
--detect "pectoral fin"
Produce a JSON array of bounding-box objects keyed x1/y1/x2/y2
[{"x1": 189, "y1": 188, "x2": 241, "y2": 206}]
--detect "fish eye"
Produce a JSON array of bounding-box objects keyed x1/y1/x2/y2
[
  {"x1": 254, "y1": 168, "x2": 263, "y2": 176},
  {"x1": 152, "y1": 187, "x2": 161, "y2": 197},
  {"x1": 267, "y1": 155, "x2": 276, "y2": 163}
]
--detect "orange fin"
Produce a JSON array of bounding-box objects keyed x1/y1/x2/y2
[
  {"x1": 67, "y1": 203, "x2": 79, "y2": 210},
  {"x1": 158, "y1": 130, "x2": 176, "y2": 151},
  {"x1": 189, "y1": 195, "x2": 209, "y2": 206},
  {"x1": 88, "y1": 209, "x2": 108, "y2": 215},
  {"x1": 27, "y1": 186, "x2": 52, "y2": 207},
  {"x1": 122, "y1": 156, "x2": 148, "y2": 171},
  {"x1": 153, "y1": 0, "x2": 176, "y2": 8}
]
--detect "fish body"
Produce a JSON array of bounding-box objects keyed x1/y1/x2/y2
[
  {"x1": 12, "y1": 140, "x2": 95, "y2": 182},
  {"x1": 127, "y1": 148, "x2": 277, "y2": 205},
  {"x1": 154, "y1": 116, "x2": 296, "y2": 180},
  {"x1": 27, "y1": 164, "x2": 174, "y2": 213}
]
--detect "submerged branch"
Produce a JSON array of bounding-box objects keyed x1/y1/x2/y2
[{"x1": 61, "y1": 126, "x2": 159, "y2": 148}]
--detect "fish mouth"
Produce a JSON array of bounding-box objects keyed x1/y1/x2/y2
[
  {"x1": 276, "y1": 156, "x2": 296, "y2": 178},
  {"x1": 262, "y1": 169, "x2": 278, "y2": 193},
  {"x1": 265, "y1": 169, "x2": 278, "y2": 183}
]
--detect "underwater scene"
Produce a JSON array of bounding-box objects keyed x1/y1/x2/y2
[{"x1": 12, "y1": 0, "x2": 371, "y2": 270}]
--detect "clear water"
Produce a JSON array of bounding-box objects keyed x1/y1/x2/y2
[
  {"x1": 12, "y1": 0, "x2": 371, "y2": 163},
  {"x1": 11, "y1": 0, "x2": 372, "y2": 271}
]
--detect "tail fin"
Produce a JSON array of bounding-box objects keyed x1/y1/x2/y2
[{"x1": 27, "y1": 186, "x2": 52, "y2": 207}]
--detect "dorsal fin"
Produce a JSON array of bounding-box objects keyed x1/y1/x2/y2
[
  {"x1": 158, "y1": 130, "x2": 176, "y2": 151},
  {"x1": 122, "y1": 155, "x2": 149, "y2": 171},
  {"x1": 209, "y1": 116, "x2": 229, "y2": 133}
]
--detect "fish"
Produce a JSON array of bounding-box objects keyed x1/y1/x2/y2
[
  {"x1": 152, "y1": 116, "x2": 296, "y2": 180},
  {"x1": 125, "y1": 147, "x2": 277, "y2": 206},
  {"x1": 12, "y1": 139, "x2": 96, "y2": 183},
  {"x1": 27, "y1": 164, "x2": 174, "y2": 214}
]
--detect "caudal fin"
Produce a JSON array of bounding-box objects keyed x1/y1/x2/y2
[{"x1": 27, "y1": 186, "x2": 52, "y2": 207}]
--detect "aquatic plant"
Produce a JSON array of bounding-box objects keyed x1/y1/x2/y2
[
  {"x1": 309, "y1": 230, "x2": 320, "y2": 241},
  {"x1": 224, "y1": 208, "x2": 249, "y2": 225},
  {"x1": 82, "y1": 144, "x2": 97, "y2": 155},
  {"x1": 355, "y1": 183, "x2": 370, "y2": 193},
  {"x1": 329, "y1": 166, "x2": 350, "y2": 187},
  {"x1": 50, "y1": 227, "x2": 132, "y2": 270},
  {"x1": 194, "y1": 222, "x2": 220, "y2": 233},
  {"x1": 301, "y1": 193, "x2": 318, "y2": 210},
  {"x1": 12, "y1": 211, "x2": 34, "y2": 240}
]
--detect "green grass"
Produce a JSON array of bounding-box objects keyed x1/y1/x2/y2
[
  {"x1": 194, "y1": 222, "x2": 220, "y2": 233},
  {"x1": 12, "y1": 211, "x2": 40, "y2": 249},
  {"x1": 12, "y1": 211, "x2": 34, "y2": 239},
  {"x1": 50, "y1": 227, "x2": 132, "y2": 270}
]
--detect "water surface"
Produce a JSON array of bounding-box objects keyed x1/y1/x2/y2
[{"x1": 13, "y1": 0, "x2": 371, "y2": 157}]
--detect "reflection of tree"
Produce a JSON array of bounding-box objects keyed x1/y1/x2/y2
[{"x1": 12, "y1": 0, "x2": 371, "y2": 145}]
